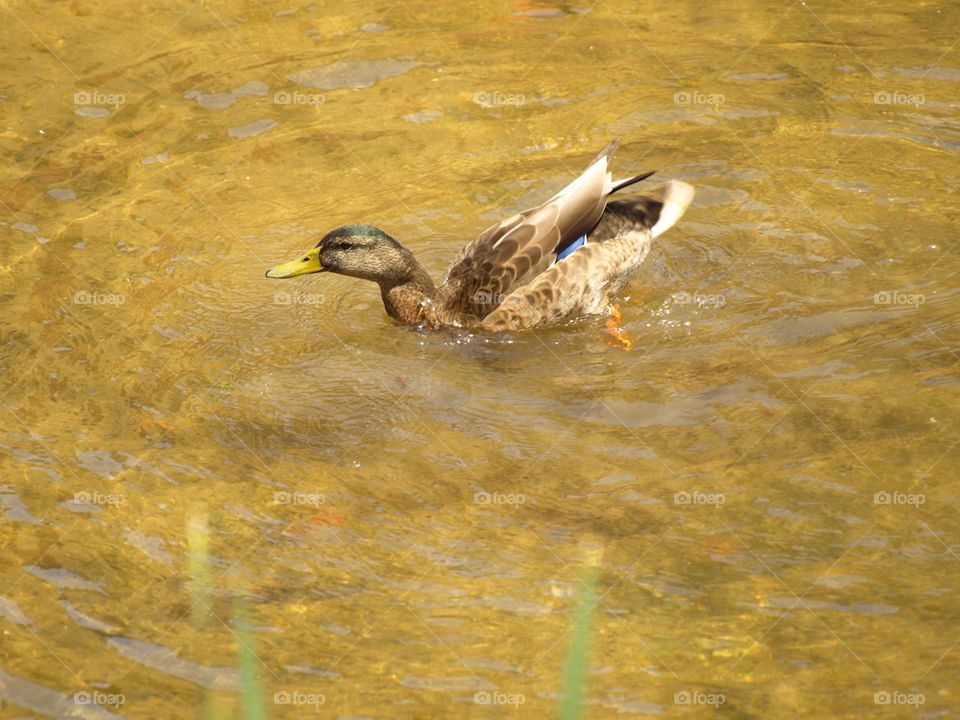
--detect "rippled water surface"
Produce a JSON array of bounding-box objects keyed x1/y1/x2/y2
[{"x1": 2, "y1": 1, "x2": 959, "y2": 718}]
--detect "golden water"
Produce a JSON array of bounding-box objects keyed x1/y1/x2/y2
[{"x1": 1, "y1": 1, "x2": 958, "y2": 717}]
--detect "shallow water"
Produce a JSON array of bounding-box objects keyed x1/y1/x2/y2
[{"x1": 1, "y1": 1, "x2": 959, "y2": 718}]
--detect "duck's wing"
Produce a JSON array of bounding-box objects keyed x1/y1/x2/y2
[
  {"x1": 479, "y1": 180, "x2": 696, "y2": 332},
  {"x1": 437, "y1": 141, "x2": 654, "y2": 320}
]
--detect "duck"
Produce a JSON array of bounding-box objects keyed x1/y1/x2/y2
[{"x1": 265, "y1": 140, "x2": 694, "y2": 333}]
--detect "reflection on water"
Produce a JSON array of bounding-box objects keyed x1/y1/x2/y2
[{"x1": 1, "y1": 0, "x2": 959, "y2": 717}]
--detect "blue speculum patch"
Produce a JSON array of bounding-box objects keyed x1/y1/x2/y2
[{"x1": 556, "y1": 233, "x2": 586, "y2": 261}]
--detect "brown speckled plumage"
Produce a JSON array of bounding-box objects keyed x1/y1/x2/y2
[{"x1": 267, "y1": 141, "x2": 694, "y2": 332}]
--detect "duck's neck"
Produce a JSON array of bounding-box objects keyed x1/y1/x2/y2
[{"x1": 377, "y1": 253, "x2": 437, "y2": 326}]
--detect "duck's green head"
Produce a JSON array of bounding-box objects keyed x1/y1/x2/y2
[{"x1": 265, "y1": 224, "x2": 405, "y2": 282}]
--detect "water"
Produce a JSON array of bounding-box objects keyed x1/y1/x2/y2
[{"x1": 1, "y1": 1, "x2": 958, "y2": 718}]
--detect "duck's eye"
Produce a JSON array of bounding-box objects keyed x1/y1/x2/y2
[{"x1": 334, "y1": 242, "x2": 351, "y2": 251}]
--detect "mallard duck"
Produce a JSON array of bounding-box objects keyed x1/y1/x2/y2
[{"x1": 266, "y1": 141, "x2": 694, "y2": 332}]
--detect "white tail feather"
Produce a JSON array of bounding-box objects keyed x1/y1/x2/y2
[{"x1": 650, "y1": 180, "x2": 695, "y2": 238}]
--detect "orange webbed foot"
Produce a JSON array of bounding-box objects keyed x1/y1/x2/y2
[{"x1": 604, "y1": 304, "x2": 633, "y2": 351}]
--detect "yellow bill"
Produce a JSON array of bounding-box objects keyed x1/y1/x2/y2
[{"x1": 265, "y1": 247, "x2": 324, "y2": 279}]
